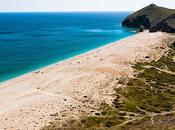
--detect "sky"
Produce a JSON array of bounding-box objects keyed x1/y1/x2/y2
[{"x1": 0, "y1": 0, "x2": 174, "y2": 12}]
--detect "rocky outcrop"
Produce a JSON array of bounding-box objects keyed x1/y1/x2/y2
[
  {"x1": 150, "y1": 14, "x2": 175, "y2": 33},
  {"x1": 173, "y1": 40, "x2": 175, "y2": 48},
  {"x1": 122, "y1": 14, "x2": 150, "y2": 28},
  {"x1": 122, "y1": 4, "x2": 175, "y2": 33}
]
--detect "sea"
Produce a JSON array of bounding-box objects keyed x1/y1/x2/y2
[{"x1": 0, "y1": 12, "x2": 136, "y2": 82}]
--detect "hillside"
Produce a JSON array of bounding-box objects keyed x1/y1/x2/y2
[{"x1": 122, "y1": 4, "x2": 175, "y2": 33}]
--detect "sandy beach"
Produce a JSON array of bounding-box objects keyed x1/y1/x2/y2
[{"x1": 0, "y1": 31, "x2": 174, "y2": 130}]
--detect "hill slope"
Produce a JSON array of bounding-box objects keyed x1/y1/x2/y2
[{"x1": 122, "y1": 4, "x2": 175, "y2": 33}]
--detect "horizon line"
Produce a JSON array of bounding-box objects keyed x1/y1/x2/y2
[{"x1": 0, "y1": 11, "x2": 134, "y2": 13}]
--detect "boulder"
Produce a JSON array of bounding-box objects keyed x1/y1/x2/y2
[
  {"x1": 149, "y1": 26, "x2": 158, "y2": 32},
  {"x1": 139, "y1": 25, "x2": 145, "y2": 32}
]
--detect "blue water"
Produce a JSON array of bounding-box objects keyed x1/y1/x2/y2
[{"x1": 0, "y1": 12, "x2": 135, "y2": 82}]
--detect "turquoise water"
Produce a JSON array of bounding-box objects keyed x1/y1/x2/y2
[{"x1": 0, "y1": 12, "x2": 135, "y2": 82}]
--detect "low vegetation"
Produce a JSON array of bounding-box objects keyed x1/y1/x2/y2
[{"x1": 41, "y1": 43, "x2": 175, "y2": 130}]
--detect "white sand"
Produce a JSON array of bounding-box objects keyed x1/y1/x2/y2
[{"x1": 0, "y1": 31, "x2": 173, "y2": 130}]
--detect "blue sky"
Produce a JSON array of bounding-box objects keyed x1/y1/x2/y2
[{"x1": 0, "y1": 0, "x2": 174, "y2": 12}]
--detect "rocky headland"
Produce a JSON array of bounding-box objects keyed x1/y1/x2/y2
[{"x1": 122, "y1": 4, "x2": 175, "y2": 33}]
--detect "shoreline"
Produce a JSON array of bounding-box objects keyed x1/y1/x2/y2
[
  {"x1": 0, "y1": 33, "x2": 135, "y2": 85},
  {"x1": 0, "y1": 34, "x2": 135, "y2": 84},
  {"x1": 0, "y1": 31, "x2": 174, "y2": 130}
]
